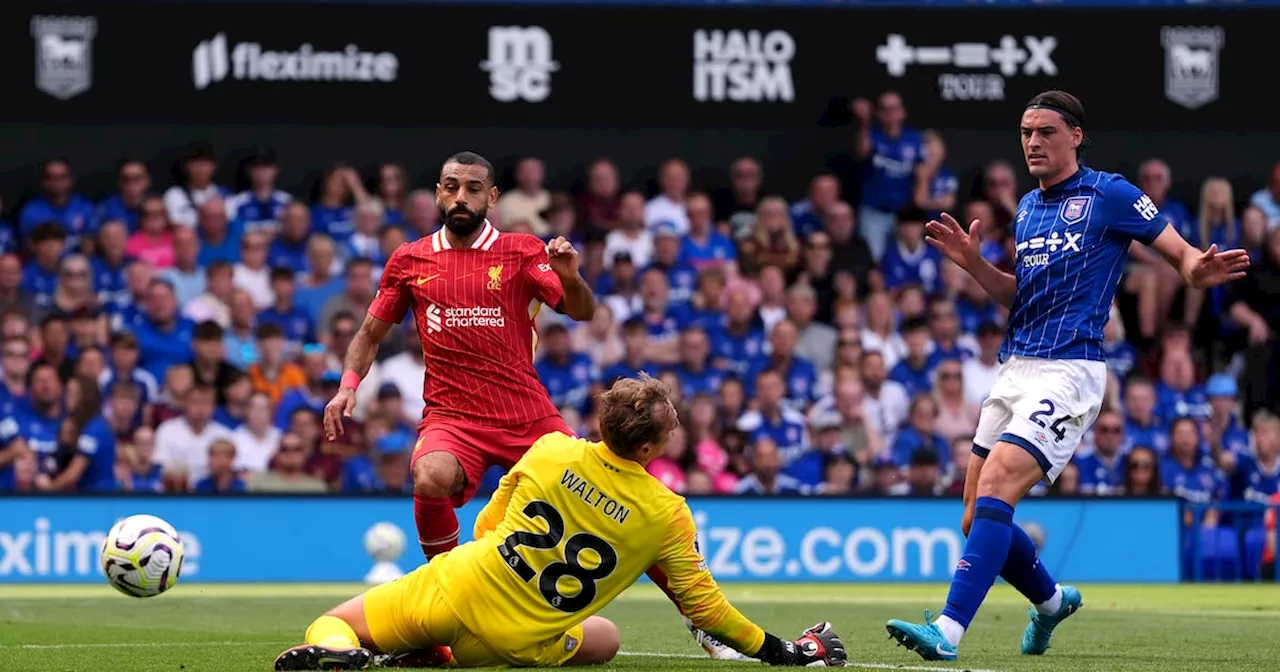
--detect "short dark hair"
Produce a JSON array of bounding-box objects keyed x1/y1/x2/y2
[
  {"x1": 193, "y1": 320, "x2": 224, "y2": 341},
  {"x1": 621, "y1": 316, "x2": 647, "y2": 334},
  {"x1": 442, "y1": 151, "x2": 495, "y2": 183},
  {"x1": 109, "y1": 381, "x2": 141, "y2": 400},
  {"x1": 598, "y1": 373, "x2": 673, "y2": 458},
  {"x1": 347, "y1": 256, "x2": 374, "y2": 270},
  {"x1": 108, "y1": 331, "x2": 139, "y2": 350},
  {"x1": 254, "y1": 322, "x2": 285, "y2": 341},
  {"x1": 897, "y1": 206, "x2": 928, "y2": 224},
  {"x1": 207, "y1": 260, "x2": 234, "y2": 277},
  {"x1": 1026, "y1": 89, "x2": 1088, "y2": 156},
  {"x1": 29, "y1": 222, "x2": 67, "y2": 244},
  {"x1": 188, "y1": 384, "x2": 217, "y2": 399},
  {"x1": 269, "y1": 267, "x2": 296, "y2": 283},
  {"x1": 901, "y1": 315, "x2": 930, "y2": 334}
]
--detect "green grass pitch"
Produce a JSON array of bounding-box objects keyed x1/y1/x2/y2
[{"x1": 2, "y1": 582, "x2": 1278, "y2": 671}]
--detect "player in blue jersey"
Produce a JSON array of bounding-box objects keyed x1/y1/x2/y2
[{"x1": 886, "y1": 90, "x2": 1251, "y2": 662}]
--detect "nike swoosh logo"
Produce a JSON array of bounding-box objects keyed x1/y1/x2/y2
[
  {"x1": 936, "y1": 643, "x2": 952, "y2": 656},
  {"x1": 416, "y1": 274, "x2": 440, "y2": 285}
]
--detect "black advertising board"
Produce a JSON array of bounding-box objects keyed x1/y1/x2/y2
[{"x1": 0, "y1": 4, "x2": 1267, "y2": 130}]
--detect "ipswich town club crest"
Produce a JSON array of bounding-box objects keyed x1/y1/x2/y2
[
  {"x1": 1161, "y1": 26, "x2": 1224, "y2": 111},
  {"x1": 31, "y1": 15, "x2": 97, "y2": 101}
]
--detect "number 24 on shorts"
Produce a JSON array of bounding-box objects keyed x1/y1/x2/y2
[
  {"x1": 498, "y1": 501, "x2": 619, "y2": 613},
  {"x1": 1028, "y1": 398, "x2": 1070, "y2": 443}
]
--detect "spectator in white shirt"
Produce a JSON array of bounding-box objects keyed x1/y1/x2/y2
[
  {"x1": 231, "y1": 392, "x2": 281, "y2": 473},
  {"x1": 380, "y1": 328, "x2": 427, "y2": 422},
  {"x1": 1250, "y1": 162, "x2": 1280, "y2": 229},
  {"x1": 962, "y1": 322, "x2": 1003, "y2": 406},
  {"x1": 154, "y1": 384, "x2": 233, "y2": 487},
  {"x1": 860, "y1": 291, "x2": 906, "y2": 370},
  {"x1": 233, "y1": 231, "x2": 274, "y2": 309},
  {"x1": 859, "y1": 350, "x2": 909, "y2": 439},
  {"x1": 163, "y1": 143, "x2": 231, "y2": 228},
  {"x1": 644, "y1": 158, "x2": 692, "y2": 235},
  {"x1": 603, "y1": 192, "x2": 654, "y2": 270},
  {"x1": 497, "y1": 157, "x2": 552, "y2": 236},
  {"x1": 183, "y1": 261, "x2": 234, "y2": 328}
]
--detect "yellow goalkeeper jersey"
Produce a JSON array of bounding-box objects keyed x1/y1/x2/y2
[{"x1": 432, "y1": 431, "x2": 765, "y2": 657}]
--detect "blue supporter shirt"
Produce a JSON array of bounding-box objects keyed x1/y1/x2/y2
[
  {"x1": 648, "y1": 263, "x2": 699, "y2": 308},
  {"x1": 1002, "y1": 167, "x2": 1168, "y2": 362},
  {"x1": 311, "y1": 204, "x2": 355, "y2": 245},
  {"x1": 927, "y1": 344, "x2": 973, "y2": 370},
  {"x1": 784, "y1": 449, "x2": 840, "y2": 488},
  {"x1": 214, "y1": 406, "x2": 246, "y2": 430},
  {"x1": 1126, "y1": 416, "x2": 1170, "y2": 455},
  {"x1": 670, "y1": 364, "x2": 729, "y2": 399},
  {"x1": 228, "y1": 190, "x2": 291, "y2": 234},
  {"x1": 1076, "y1": 452, "x2": 1125, "y2": 495},
  {"x1": 925, "y1": 167, "x2": 959, "y2": 220},
  {"x1": 0, "y1": 414, "x2": 23, "y2": 490},
  {"x1": 598, "y1": 360, "x2": 661, "y2": 389},
  {"x1": 1162, "y1": 458, "x2": 1224, "y2": 506},
  {"x1": 862, "y1": 126, "x2": 925, "y2": 213},
  {"x1": 131, "y1": 317, "x2": 195, "y2": 382},
  {"x1": 1232, "y1": 455, "x2": 1280, "y2": 508},
  {"x1": 95, "y1": 194, "x2": 143, "y2": 232},
  {"x1": 294, "y1": 278, "x2": 345, "y2": 325},
  {"x1": 340, "y1": 455, "x2": 380, "y2": 493},
  {"x1": 536, "y1": 353, "x2": 595, "y2": 413},
  {"x1": 643, "y1": 306, "x2": 690, "y2": 342},
  {"x1": 1103, "y1": 340, "x2": 1138, "y2": 382},
  {"x1": 745, "y1": 356, "x2": 818, "y2": 410},
  {"x1": 19, "y1": 195, "x2": 97, "y2": 250},
  {"x1": 274, "y1": 388, "x2": 326, "y2": 429},
  {"x1": 21, "y1": 264, "x2": 59, "y2": 308},
  {"x1": 197, "y1": 220, "x2": 246, "y2": 267},
  {"x1": 258, "y1": 306, "x2": 315, "y2": 346},
  {"x1": 881, "y1": 241, "x2": 942, "y2": 294},
  {"x1": 100, "y1": 367, "x2": 160, "y2": 406},
  {"x1": 708, "y1": 319, "x2": 767, "y2": 377},
  {"x1": 193, "y1": 475, "x2": 246, "y2": 493},
  {"x1": 267, "y1": 238, "x2": 308, "y2": 273},
  {"x1": 0, "y1": 383, "x2": 30, "y2": 420},
  {"x1": 788, "y1": 200, "x2": 826, "y2": 238},
  {"x1": 1155, "y1": 198, "x2": 1193, "y2": 242},
  {"x1": 888, "y1": 358, "x2": 933, "y2": 399},
  {"x1": 1156, "y1": 383, "x2": 1210, "y2": 423},
  {"x1": 124, "y1": 464, "x2": 164, "y2": 493},
  {"x1": 75, "y1": 416, "x2": 118, "y2": 492},
  {"x1": 0, "y1": 221, "x2": 16, "y2": 255},
  {"x1": 680, "y1": 232, "x2": 737, "y2": 270},
  {"x1": 889, "y1": 426, "x2": 952, "y2": 468},
  {"x1": 1217, "y1": 416, "x2": 1251, "y2": 456},
  {"x1": 955, "y1": 296, "x2": 998, "y2": 335},
  {"x1": 737, "y1": 408, "x2": 810, "y2": 465},
  {"x1": 92, "y1": 255, "x2": 133, "y2": 310},
  {"x1": 20, "y1": 405, "x2": 62, "y2": 478},
  {"x1": 109, "y1": 304, "x2": 147, "y2": 334}
]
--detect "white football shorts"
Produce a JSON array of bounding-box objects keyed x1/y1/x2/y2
[{"x1": 971, "y1": 355, "x2": 1107, "y2": 483}]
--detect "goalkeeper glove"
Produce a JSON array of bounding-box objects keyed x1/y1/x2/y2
[{"x1": 756, "y1": 622, "x2": 848, "y2": 667}]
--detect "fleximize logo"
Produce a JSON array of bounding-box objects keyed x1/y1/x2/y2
[{"x1": 191, "y1": 33, "x2": 399, "y2": 90}]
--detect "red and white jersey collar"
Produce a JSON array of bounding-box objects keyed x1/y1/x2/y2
[{"x1": 431, "y1": 219, "x2": 500, "y2": 252}]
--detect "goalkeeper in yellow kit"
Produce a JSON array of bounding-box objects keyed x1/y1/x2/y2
[{"x1": 274, "y1": 375, "x2": 848, "y2": 670}]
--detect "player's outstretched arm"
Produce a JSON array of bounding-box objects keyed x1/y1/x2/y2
[
  {"x1": 653, "y1": 505, "x2": 848, "y2": 666},
  {"x1": 1148, "y1": 225, "x2": 1251, "y2": 290},
  {"x1": 926, "y1": 213, "x2": 1016, "y2": 308},
  {"x1": 323, "y1": 314, "x2": 394, "y2": 440}
]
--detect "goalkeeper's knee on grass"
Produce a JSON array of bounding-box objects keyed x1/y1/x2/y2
[{"x1": 305, "y1": 615, "x2": 361, "y2": 650}]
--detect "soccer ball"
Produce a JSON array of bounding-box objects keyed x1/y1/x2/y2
[
  {"x1": 363, "y1": 522, "x2": 406, "y2": 562},
  {"x1": 100, "y1": 514, "x2": 185, "y2": 598}
]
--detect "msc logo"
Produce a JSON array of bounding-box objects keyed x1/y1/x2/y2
[
  {"x1": 481, "y1": 26, "x2": 558, "y2": 103},
  {"x1": 487, "y1": 264, "x2": 503, "y2": 291}
]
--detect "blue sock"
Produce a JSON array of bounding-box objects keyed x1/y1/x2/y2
[
  {"x1": 941, "y1": 497, "x2": 1015, "y2": 629},
  {"x1": 1000, "y1": 523, "x2": 1057, "y2": 605}
]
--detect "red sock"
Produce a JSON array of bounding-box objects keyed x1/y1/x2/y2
[{"x1": 414, "y1": 495, "x2": 460, "y2": 559}]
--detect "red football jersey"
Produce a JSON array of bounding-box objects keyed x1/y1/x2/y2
[{"x1": 367, "y1": 221, "x2": 565, "y2": 427}]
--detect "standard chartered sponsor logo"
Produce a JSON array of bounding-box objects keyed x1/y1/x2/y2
[
  {"x1": 444, "y1": 306, "x2": 505, "y2": 328},
  {"x1": 691, "y1": 511, "x2": 962, "y2": 579},
  {"x1": 0, "y1": 517, "x2": 202, "y2": 578}
]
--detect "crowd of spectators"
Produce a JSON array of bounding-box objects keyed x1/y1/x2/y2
[{"x1": 0, "y1": 93, "x2": 1278, "y2": 550}]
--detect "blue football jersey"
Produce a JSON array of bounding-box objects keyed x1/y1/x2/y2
[{"x1": 1003, "y1": 168, "x2": 1167, "y2": 361}]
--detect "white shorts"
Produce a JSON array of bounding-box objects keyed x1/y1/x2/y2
[{"x1": 972, "y1": 355, "x2": 1107, "y2": 483}]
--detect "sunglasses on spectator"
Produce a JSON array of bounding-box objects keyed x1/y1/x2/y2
[
  {"x1": 838, "y1": 340, "x2": 858, "y2": 348},
  {"x1": 1097, "y1": 425, "x2": 1123, "y2": 433},
  {"x1": 1129, "y1": 460, "x2": 1153, "y2": 469},
  {"x1": 61, "y1": 269, "x2": 89, "y2": 278}
]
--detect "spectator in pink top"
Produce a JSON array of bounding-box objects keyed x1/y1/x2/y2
[{"x1": 125, "y1": 195, "x2": 175, "y2": 269}]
